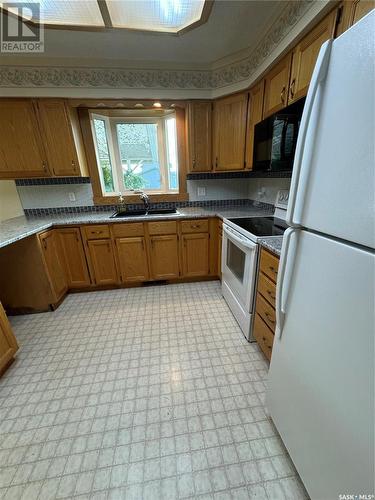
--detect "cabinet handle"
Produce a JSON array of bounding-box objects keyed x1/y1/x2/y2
[
  {"x1": 280, "y1": 86, "x2": 286, "y2": 104},
  {"x1": 191, "y1": 224, "x2": 200, "y2": 229},
  {"x1": 42, "y1": 162, "x2": 48, "y2": 173},
  {"x1": 192, "y1": 159, "x2": 196, "y2": 169},
  {"x1": 289, "y1": 78, "x2": 296, "y2": 99},
  {"x1": 265, "y1": 312, "x2": 275, "y2": 324},
  {"x1": 215, "y1": 157, "x2": 218, "y2": 168},
  {"x1": 43, "y1": 240, "x2": 47, "y2": 250},
  {"x1": 71, "y1": 160, "x2": 77, "y2": 170},
  {"x1": 141, "y1": 239, "x2": 145, "y2": 251},
  {"x1": 92, "y1": 231, "x2": 103, "y2": 234},
  {"x1": 269, "y1": 266, "x2": 277, "y2": 275},
  {"x1": 267, "y1": 290, "x2": 275, "y2": 300}
]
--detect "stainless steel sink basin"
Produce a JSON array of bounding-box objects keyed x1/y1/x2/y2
[{"x1": 111, "y1": 208, "x2": 178, "y2": 218}]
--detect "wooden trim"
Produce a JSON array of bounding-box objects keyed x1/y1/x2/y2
[
  {"x1": 78, "y1": 107, "x2": 188, "y2": 205},
  {"x1": 68, "y1": 99, "x2": 187, "y2": 109}
]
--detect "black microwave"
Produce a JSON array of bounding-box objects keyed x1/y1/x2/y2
[{"x1": 253, "y1": 98, "x2": 305, "y2": 172}]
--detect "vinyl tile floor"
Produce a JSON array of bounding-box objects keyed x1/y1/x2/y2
[{"x1": 0, "y1": 281, "x2": 308, "y2": 500}]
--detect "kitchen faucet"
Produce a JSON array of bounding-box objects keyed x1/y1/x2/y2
[{"x1": 135, "y1": 190, "x2": 150, "y2": 212}]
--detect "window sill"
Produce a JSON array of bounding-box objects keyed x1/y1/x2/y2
[{"x1": 93, "y1": 192, "x2": 189, "y2": 205}]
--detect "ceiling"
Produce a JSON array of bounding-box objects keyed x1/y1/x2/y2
[{"x1": 1, "y1": 1, "x2": 286, "y2": 69}]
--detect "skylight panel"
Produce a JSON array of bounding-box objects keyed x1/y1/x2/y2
[
  {"x1": 106, "y1": 0, "x2": 206, "y2": 32},
  {"x1": 2, "y1": 0, "x2": 105, "y2": 27}
]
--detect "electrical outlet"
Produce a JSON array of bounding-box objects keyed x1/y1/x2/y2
[
  {"x1": 68, "y1": 192, "x2": 76, "y2": 202},
  {"x1": 197, "y1": 187, "x2": 206, "y2": 196}
]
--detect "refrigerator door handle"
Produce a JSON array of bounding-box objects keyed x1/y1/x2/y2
[
  {"x1": 287, "y1": 40, "x2": 333, "y2": 227},
  {"x1": 276, "y1": 227, "x2": 298, "y2": 338}
]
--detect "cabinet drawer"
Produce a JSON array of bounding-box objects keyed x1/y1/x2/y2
[
  {"x1": 256, "y1": 292, "x2": 276, "y2": 332},
  {"x1": 112, "y1": 223, "x2": 144, "y2": 238},
  {"x1": 181, "y1": 219, "x2": 209, "y2": 233},
  {"x1": 253, "y1": 314, "x2": 274, "y2": 361},
  {"x1": 83, "y1": 225, "x2": 110, "y2": 240},
  {"x1": 257, "y1": 272, "x2": 276, "y2": 308},
  {"x1": 259, "y1": 248, "x2": 279, "y2": 283},
  {"x1": 148, "y1": 220, "x2": 177, "y2": 235}
]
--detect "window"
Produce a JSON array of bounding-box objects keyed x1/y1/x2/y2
[{"x1": 91, "y1": 112, "x2": 179, "y2": 196}]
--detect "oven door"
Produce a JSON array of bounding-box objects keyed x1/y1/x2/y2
[{"x1": 222, "y1": 224, "x2": 258, "y2": 311}]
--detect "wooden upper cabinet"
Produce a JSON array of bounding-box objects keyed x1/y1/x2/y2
[
  {"x1": 39, "y1": 230, "x2": 68, "y2": 303},
  {"x1": 58, "y1": 228, "x2": 91, "y2": 288},
  {"x1": 149, "y1": 235, "x2": 180, "y2": 280},
  {"x1": 115, "y1": 237, "x2": 149, "y2": 282},
  {"x1": 288, "y1": 11, "x2": 337, "y2": 103},
  {"x1": 0, "y1": 302, "x2": 19, "y2": 375},
  {"x1": 0, "y1": 100, "x2": 49, "y2": 179},
  {"x1": 182, "y1": 233, "x2": 209, "y2": 277},
  {"x1": 37, "y1": 100, "x2": 88, "y2": 177},
  {"x1": 245, "y1": 80, "x2": 265, "y2": 169},
  {"x1": 86, "y1": 239, "x2": 118, "y2": 286},
  {"x1": 213, "y1": 93, "x2": 248, "y2": 171},
  {"x1": 337, "y1": 0, "x2": 374, "y2": 35},
  {"x1": 186, "y1": 101, "x2": 212, "y2": 172},
  {"x1": 263, "y1": 54, "x2": 292, "y2": 118}
]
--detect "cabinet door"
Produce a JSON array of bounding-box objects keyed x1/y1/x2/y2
[
  {"x1": 0, "y1": 302, "x2": 19, "y2": 375},
  {"x1": 288, "y1": 11, "x2": 337, "y2": 103},
  {"x1": 187, "y1": 102, "x2": 212, "y2": 172},
  {"x1": 87, "y1": 239, "x2": 118, "y2": 286},
  {"x1": 116, "y1": 237, "x2": 149, "y2": 282},
  {"x1": 0, "y1": 100, "x2": 48, "y2": 178},
  {"x1": 39, "y1": 230, "x2": 68, "y2": 302},
  {"x1": 182, "y1": 233, "x2": 209, "y2": 277},
  {"x1": 245, "y1": 80, "x2": 265, "y2": 169},
  {"x1": 37, "y1": 100, "x2": 80, "y2": 177},
  {"x1": 213, "y1": 93, "x2": 248, "y2": 171},
  {"x1": 58, "y1": 228, "x2": 91, "y2": 288},
  {"x1": 263, "y1": 54, "x2": 292, "y2": 118},
  {"x1": 338, "y1": 0, "x2": 374, "y2": 34},
  {"x1": 149, "y1": 235, "x2": 180, "y2": 279}
]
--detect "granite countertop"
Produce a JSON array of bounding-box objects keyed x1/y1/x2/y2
[
  {"x1": 258, "y1": 236, "x2": 283, "y2": 257},
  {"x1": 0, "y1": 204, "x2": 273, "y2": 249}
]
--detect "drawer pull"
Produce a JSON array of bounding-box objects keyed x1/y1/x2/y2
[
  {"x1": 191, "y1": 224, "x2": 200, "y2": 228},
  {"x1": 264, "y1": 312, "x2": 275, "y2": 324},
  {"x1": 267, "y1": 290, "x2": 275, "y2": 300},
  {"x1": 269, "y1": 266, "x2": 277, "y2": 274},
  {"x1": 92, "y1": 231, "x2": 103, "y2": 234}
]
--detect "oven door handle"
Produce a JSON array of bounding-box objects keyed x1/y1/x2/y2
[{"x1": 223, "y1": 226, "x2": 257, "y2": 250}]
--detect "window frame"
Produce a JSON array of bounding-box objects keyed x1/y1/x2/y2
[{"x1": 79, "y1": 106, "x2": 188, "y2": 205}]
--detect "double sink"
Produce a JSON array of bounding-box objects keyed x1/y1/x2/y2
[{"x1": 111, "y1": 208, "x2": 179, "y2": 218}]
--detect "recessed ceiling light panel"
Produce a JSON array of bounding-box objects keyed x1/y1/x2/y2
[
  {"x1": 1, "y1": 0, "x2": 105, "y2": 26},
  {"x1": 107, "y1": 0, "x2": 206, "y2": 33}
]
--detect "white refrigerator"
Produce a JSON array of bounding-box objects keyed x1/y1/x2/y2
[{"x1": 267, "y1": 11, "x2": 374, "y2": 500}]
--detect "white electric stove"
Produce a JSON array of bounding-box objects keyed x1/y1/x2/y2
[{"x1": 222, "y1": 190, "x2": 289, "y2": 341}]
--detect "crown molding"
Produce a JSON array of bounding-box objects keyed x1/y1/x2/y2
[{"x1": 0, "y1": 0, "x2": 330, "y2": 98}]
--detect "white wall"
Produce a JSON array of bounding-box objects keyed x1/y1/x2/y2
[
  {"x1": 16, "y1": 177, "x2": 290, "y2": 209},
  {"x1": 0, "y1": 181, "x2": 24, "y2": 221},
  {"x1": 247, "y1": 177, "x2": 291, "y2": 205},
  {"x1": 16, "y1": 184, "x2": 94, "y2": 209},
  {"x1": 187, "y1": 179, "x2": 250, "y2": 202}
]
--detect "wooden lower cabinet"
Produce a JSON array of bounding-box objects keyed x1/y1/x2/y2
[
  {"x1": 253, "y1": 314, "x2": 274, "y2": 361},
  {"x1": 253, "y1": 248, "x2": 280, "y2": 361},
  {"x1": 39, "y1": 230, "x2": 68, "y2": 303},
  {"x1": 0, "y1": 302, "x2": 19, "y2": 375},
  {"x1": 86, "y1": 239, "x2": 118, "y2": 285},
  {"x1": 149, "y1": 235, "x2": 180, "y2": 280},
  {"x1": 58, "y1": 228, "x2": 91, "y2": 288},
  {"x1": 182, "y1": 233, "x2": 209, "y2": 277},
  {"x1": 115, "y1": 237, "x2": 149, "y2": 282}
]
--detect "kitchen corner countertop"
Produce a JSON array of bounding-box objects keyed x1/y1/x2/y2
[
  {"x1": 258, "y1": 236, "x2": 283, "y2": 257},
  {"x1": 0, "y1": 204, "x2": 273, "y2": 249}
]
